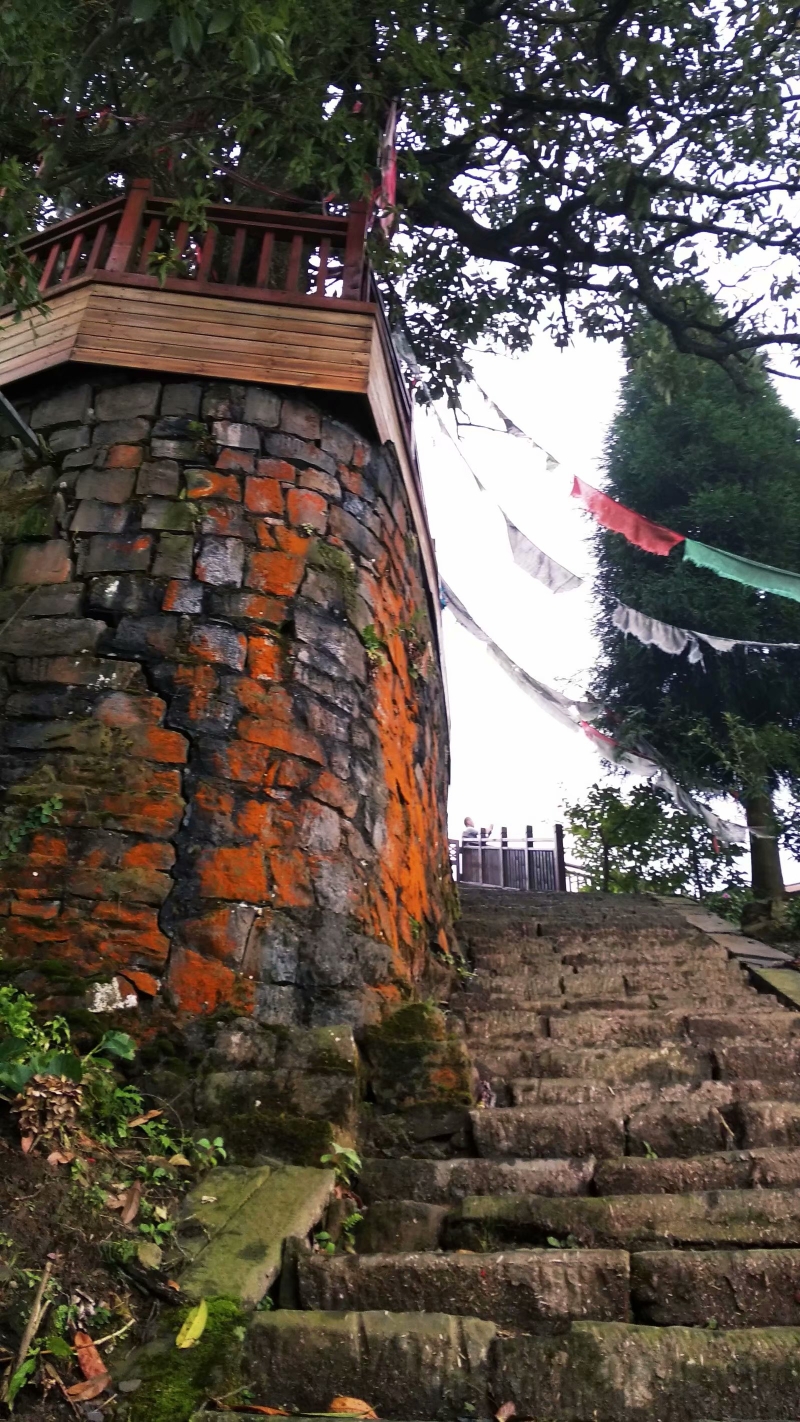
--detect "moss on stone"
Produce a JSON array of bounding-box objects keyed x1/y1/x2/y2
[
  {"x1": 363, "y1": 1001, "x2": 473, "y2": 1112},
  {"x1": 211, "y1": 1109, "x2": 335, "y2": 1167},
  {"x1": 119, "y1": 1296, "x2": 246, "y2": 1422}
]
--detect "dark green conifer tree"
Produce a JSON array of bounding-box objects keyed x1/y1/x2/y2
[{"x1": 593, "y1": 327, "x2": 800, "y2": 903}]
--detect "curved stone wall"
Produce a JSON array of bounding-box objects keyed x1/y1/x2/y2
[{"x1": 0, "y1": 372, "x2": 454, "y2": 1027}]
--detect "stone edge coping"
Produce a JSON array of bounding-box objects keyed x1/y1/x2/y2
[{"x1": 660, "y1": 897, "x2": 800, "y2": 1006}]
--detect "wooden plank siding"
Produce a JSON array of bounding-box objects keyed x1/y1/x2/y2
[{"x1": 0, "y1": 286, "x2": 90, "y2": 385}]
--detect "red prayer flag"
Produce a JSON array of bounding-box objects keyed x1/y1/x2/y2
[{"x1": 571, "y1": 476, "x2": 684, "y2": 556}]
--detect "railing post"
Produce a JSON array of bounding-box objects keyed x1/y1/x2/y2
[
  {"x1": 554, "y1": 822, "x2": 567, "y2": 891},
  {"x1": 526, "y1": 824, "x2": 534, "y2": 891},
  {"x1": 342, "y1": 199, "x2": 369, "y2": 299},
  {"x1": 500, "y1": 826, "x2": 508, "y2": 888},
  {"x1": 105, "y1": 178, "x2": 151, "y2": 274}
]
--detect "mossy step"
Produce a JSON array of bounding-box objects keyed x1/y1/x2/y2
[
  {"x1": 444, "y1": 1187, "x2": 800, "y2": 1252},
  {"x1": 632, "y1": 1247, "x2": 800, "y2": 1327},
  {"x1": 359, "y1": 1155, "x2": 594, "y2": 1205},
  {"x1": 297, "y1": 1246, "x2": 631, "y2": 1329},
  {"x1": 245, "y1": 1309, "x2": 496, "y2": 1419},
  {"x1": 495, "y1": 1321, "x2": 800, "y2": 1421},
  {"x1": 244, "y1": 1310, "x2": 800, "y2": 1420},
  {"x1": 595, "y1": 1146, "x2": 800, "y2": 1196}
]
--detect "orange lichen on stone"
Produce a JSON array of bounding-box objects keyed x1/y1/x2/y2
[
  {"x1": 168, "y1": 947, "x2": 255, "y2": 1016},
  {"x1": 196, "y1": 846, "x2": 269, "y2": 901}
]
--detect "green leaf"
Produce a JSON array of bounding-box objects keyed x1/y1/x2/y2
[
  {"x1": 185, "y1": 11, "x2": 203, "y2": 52},
  {"x1": 131, "y1": 0, "x2": 159, "y2": 18},
  {"x1": 0, "y1": 1062, "x2": 33, "y2": 1092},
  {"x1": 0, "y1": 1036, "x2": 27, "y2": 1063},
  {"x1": 207, "y1": 11, "x2": 233, "y2": 33},
  {"x1": 39, "y1": 1051, "x2": 83, "y2": 1082},
  {"x1": 242, "y1": 35, "x2": 260, "y2": 74},
  {"x1": 169, "y1": 14, "x2": 188, "y2": 58},
  {"x1": 98, "y1": 1030, "x2": 136, "y2": 1061},
  {"x1": 43, "y1": 1335, "x2": 73, "y2": 1359},
  {"x1": 176, "y1": 1299, "x2": 208, "y2": 1349},
  {"x1": 7, "y1": 1354, "x2": 37, "y2": 1407}
]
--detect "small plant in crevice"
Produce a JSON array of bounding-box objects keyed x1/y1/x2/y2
[
  {"x1": 360, "y1": 623, "x2": 387, "y2": 667},
  {"x1": 320, "y1": 1142, "x2": 362, "y2": 1189},
  {"x1": 397, "y1": 609, "x2": 432, "y2": 681},
  {"x1": 340, "y1": 1210, "x2": 364, "y2": 1253},
  {"x1": 186, "y1": 418, "x2": 217, "y2": 459},
  {"x1": 642, "y1": 1141, "x2": 658, "y2": 1161}
]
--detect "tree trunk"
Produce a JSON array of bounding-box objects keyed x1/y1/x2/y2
[{"x1": 745, "y1": 790, "x2": 784, "y2": 902}]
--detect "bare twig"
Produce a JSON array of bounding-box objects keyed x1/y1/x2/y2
[{"x1": 1, "y1": 1257, "x2": 53, "y2": 1403}]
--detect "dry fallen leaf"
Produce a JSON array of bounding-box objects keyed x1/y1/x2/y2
[
  {"x1": 225, "y1": 1407, "x2": 290, "y2": 1416},
  {"x1": 20, "y1": 1135, "x2": 34, "y2": 1155},
  {"x1": 120, "y1": 1180, "x2": 142, "y2": 1226},
  {"x1": 46, "y1": 1150, "x2": 74, "y2": 1167},
  {"x1": 65, "y1": 1373, "x2": 111, "y2": 1402},
  {"x1": 168, "y1": 1153, "x2": 192, "y2": 1167},
  {"x1": 72, "y1": 1332, "x2": 106, "y2": 1382},
  {"x1": 127, "y1": 1109, "x2": 163, "y2": 1128},
  {"x1": 495, "y1": 1404, "x2": 516, "y2": 1422},
  {"x1": 328, "y1": 1397, "x2": 378, "y2": 1419}
]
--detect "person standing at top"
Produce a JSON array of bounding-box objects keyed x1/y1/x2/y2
[{"x1": 462, "y1": 816, "x2": 493, "y2": 842}]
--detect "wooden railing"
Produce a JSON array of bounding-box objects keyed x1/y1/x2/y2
[
  {"x1": 16, "y1": 179, "x2": 371, "y2": 309},
  {"x1": 449, "y1": 824, "x2": 570, "y2": 892}
]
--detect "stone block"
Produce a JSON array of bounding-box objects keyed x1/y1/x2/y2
[
  {"x1": 363, "y1": 1002, "x2": 473, "y2": 1111},
  {"x1": 87, "y1": 573, "x2": 162, "y2": 617},
  {"x1": 105, "y1": 443, "x2": 143, "y2": 469},
  {"x1": 4, "y1": 541, "x2": 72, "y2": 587},
  {"x1": 299, "y1": 467, "x2": 340, "y2": 498},
  {"x1": 95, "y1": 382, "x2": 160, "y2": 420},
  {"x1": 495, "y1": 1321, "x2": 800, "y2": 1421},
  {"x1": 153, "y1": 533, "x2": 195, "y2": 580},
  {"x1": 0, "y1": 616, "x2": 104, "y2": 656},
  {"x1": 294, "y1": 604, "x2": 366, "y2": 682},
  {"x1": 70, "y1": 500, "x2": 129, "y2": 534},
  {"x1": 136, "y1": 461, "x2": 180, "y2": 497},
  {"x1": 0, "y1": 585, "x2": 82, "y2": 619},
  {"x1": 160, "y1": 381, "x2": 202, "y2": 416},
  {"x1": 299, "y1": 1247, "x2": 631, "y2": 1329},
  {"x1": 200, "y1": 502, "x2": 256, "y2": 541},
  {"x1": 245, "y1": 1310, "x2": 495, "y2": 1419},
  {"x1": 195, "y1": 537, "x2": 245, "y2": 587},
  {"x1": 162, "y1": 580, "x2": 203, "y2": 613},
  {"x1": 49, "y1": 425, "x2": 90, "y2": 454},
  {"x1": 321, "y1": 418, "x2": 355, "y2": 463},
  {"x1": 112, "y1": 615, "x2": 179, "y2": 658},
  {"x1": 141, "y1": 497, "x2": 196, "y2": 532},
  {"x1": 150, "y1": 438, "x2": 198, "y2": 459},
  {"x1": 281, "y1": 399, "x2": 321, "y2": 439},
  {"x1": 216, "y1": 446, "x2": 255, "y2": 473},
  {"x1": 202, "y1": 384, "x2": 246, "y2": 419},
  {"x1": 244, "y1": 476, "x2": 284, "y2": 515},
  {"x1": 287, "y1": 487, "x2": 327, "y2": 533},
  {"x1": 91, "y1": 417, "x2": 152, "y2": 445},
  {"x1": 243, "y1": 388, "x2": 281, "y2": 427},
  {"x1": 359, "y1": 1156, "x2": 595, "y2": 1205},
  {"x1": 178, "y1": 1162, "x2": 333, "y2": 1307},
  {"x1": 31, "y1": 384, "x2": 91, "y2": 429},
  {"x1": 82, "y1": 534, "x2": 152, "y2": 574},
  {"x1": 186, "y1": 468, "x2": 242, "y2": 501},
  {"x1": 61, "y1": 448, "x2": 96, "y2": 470},
  {"x1": 212, "y1": 421, "x2": 260, "y2": 450},
  {"x1": 16, "y1": 654, "x2": 145, "y2": 688},
  {"x1": 328, "y1": 505, "x2": 382, "y2": 563},
  {"x1": 264, "y1": 432, "x2": 336, "y2": 475},
  {"x1": 151, "y1": 415, "x2": 196, "y2": 439},
  {"x1": 632, "y1": 1247, "x2": 800, "y2": 1327},
  {"x1": 196, "y1": 845, "x2": 268, "y2": 900},
  {"x1": 627, "y1": 1096, "x2": 734, "y2": 1158},
  {"x1": 245, "y1": 550, "x2": 305, "y2": 597},
  {"x1": 188, "y1": 623, "x2": 247, "y2": 669},
  {"x1": 75, "y1": 468, "x2": 136, "y2": 504},
  {"x1": 354, "y1": 1199, "x2": 449, "y2": 1253}
]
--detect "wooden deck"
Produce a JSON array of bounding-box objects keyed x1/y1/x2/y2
[{"x1": 0, "y1": 182, "x2": 439, "y2": 627}]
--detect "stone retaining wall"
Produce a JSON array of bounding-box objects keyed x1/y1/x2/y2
[{"x1": 0, "y1": 370, "x2": 453, "y2": 1028}]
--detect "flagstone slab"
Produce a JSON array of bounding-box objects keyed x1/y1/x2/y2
[{"x1": 178, "y1": 1162, "x2": 334, "y2": 1307}]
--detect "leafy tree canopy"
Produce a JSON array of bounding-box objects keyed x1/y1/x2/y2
[
  {"x1": 593, "y1": 321, "x2": 800, "y2": 896},
  {"x1": 4, "y1": 1, "x2": 800, "y2": 389},
  {"x1": 564, "y1": 782, "x2": 745, "y2": 897}
]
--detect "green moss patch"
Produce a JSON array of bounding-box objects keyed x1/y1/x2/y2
[{"x1": 118, "y1": 1295, "x2": 246, "y2": 1422}]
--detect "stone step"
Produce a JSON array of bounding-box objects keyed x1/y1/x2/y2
[
  {"x1": 359, "y1": 1155, "x2": 594, "y2": 1204},
  {"x1": 297, "y1": 1247, "x2": 631, "y2": 1329},
  {"x1": 715, "y1": 1039, "x2": 800, "y2": 1080},
  {"x1": 444, "y1": 1187, "x2": 800, "y2": 1252},
  {"x1": 494, "y1": 1320, "x2": 800, "y2": 1421},
  {"x1": 510, "y1": 1077, "x2": 800, "y2": 1111},
  {"x1": 546, "y1": 1009, "x2": 684, "y2": 1047},
  {"x1": 631, "y1": 1247, "x2": 800, "y2": 1327},
  {"x1": 246, "y1": 1311, "x2": 800, "y2": 1420},
  {"x1": 471, "y1": 1102, "x2": 625, "y2": 1159},
  {"x1": 471, "y1": 1041, "x2": 712, "y2": 1085},
  {"x1": 735, "y1": 1100, "x2": 800, "y2": 1149},
  {"x1": 594, "y1": 1146, "x2": 800, "y2": 1196},
  {"x1": 472, "y1": 1094, "x2": 744, "y2": 1160}
]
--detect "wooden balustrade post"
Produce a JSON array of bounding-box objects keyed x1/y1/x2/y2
[
  {"x1": 501, "y1": 826, "x2": 508, "y2": 888},
  {"x1": 526, "y1": 824, "x2": 534, "y2": 891},
  {"x1": 342, "y1": 199, "x2": 369, "y2": 299},
  {"x1": 554, "y1": 822, "x2": 567, "y2": 891},
  {"x1": 105, "y1": 178, "x2": 151, "y2": 274}
]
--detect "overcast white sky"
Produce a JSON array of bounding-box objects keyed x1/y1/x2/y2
[{"x1": 415, "y1": 331, "x2": 800, "y2": 878}]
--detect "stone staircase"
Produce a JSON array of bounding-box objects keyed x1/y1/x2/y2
[{"x1": 248, "y1": 889, "x2": 800, "y2": 1419}]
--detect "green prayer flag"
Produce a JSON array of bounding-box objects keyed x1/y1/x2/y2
[{"x1": 683, "y1": 538, "x2": 800, "y2": 604}]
